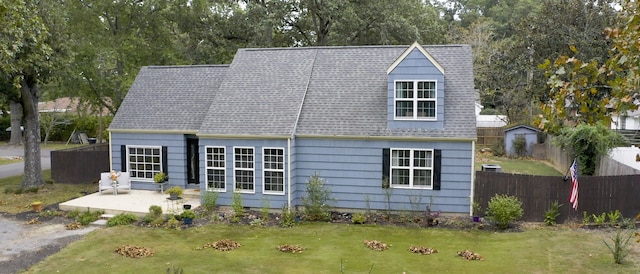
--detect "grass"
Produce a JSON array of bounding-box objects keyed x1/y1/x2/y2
[
  {"x1": 0, "y1": 170, "x2": 95, "y2": 214},
  {"x1": 0, "y1": 158, "x2": 22, "y2": 165},
  {"x1": 476, "y1": 152, "x2": 562, "y2": 176},
  {"x1": 24, "y1": 223, "x2": 639, "y2": 273}
]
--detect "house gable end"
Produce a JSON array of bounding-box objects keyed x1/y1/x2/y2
[{"x1": 387, "y1": 43, "x2": 445, "y2": 130}]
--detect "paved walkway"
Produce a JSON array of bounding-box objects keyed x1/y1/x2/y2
[{"x1": 0, "y1": 145, "x2": 51, "y2": 179}]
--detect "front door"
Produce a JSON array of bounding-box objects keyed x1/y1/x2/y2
[{"x1": 186, "y1": 137, "x2": 199, "y2": 184}]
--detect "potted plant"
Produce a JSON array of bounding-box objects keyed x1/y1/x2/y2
[
  {"x1": 31, "y1": 201, "x2": 43, "y2": 212},
  {"x1": 180, "y1": 209, "x2": 196, "y2": 225},
  {"x1": 166, "y1": 186, "x2": 183, "y2": 200},
  {"x1": 154, "y1": 172, "x2": 168, "y2": 184}
]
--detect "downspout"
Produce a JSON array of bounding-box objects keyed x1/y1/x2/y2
[
  {"x1": 287, "y1": 49, "x2": 319, "y2": 210},
  {"x1": 469, "y1": 140, "x2": 476, "y2": 216},
  {"x1": 108, "y1": 131, "x2": 113, "y2": 171}
]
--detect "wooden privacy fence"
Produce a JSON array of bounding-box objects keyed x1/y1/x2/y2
[
  {"x1": 474, "y1": 171, "x2": 640, "y2": 223},
  {"x1": 476, "y1": 127, "x2": 504, "y2": 147},
  {"x1": 51, "y1": 143, "x2": 110, "y2": 184}
]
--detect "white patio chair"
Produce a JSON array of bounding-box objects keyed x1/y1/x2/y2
[
  {"x1": 116, "y1": 172, "x2": 132, "y2": 194},
  {"x1": 98, "y1": 172, "x2": 114, "y2": 195}
]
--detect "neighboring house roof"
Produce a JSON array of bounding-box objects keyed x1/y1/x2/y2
[
  {"x1": 110, "y1": 65, "x2": 228, "y2": 132},
  {"x1": 111, "y1": 45, "x2": 476, "y2": 139}
]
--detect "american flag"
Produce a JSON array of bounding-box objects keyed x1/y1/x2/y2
[{"x1": 569, "y1": 159, "x2": 579, "y2": 210}]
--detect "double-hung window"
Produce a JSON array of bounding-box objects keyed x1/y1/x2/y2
[
  {"x1": 390, "y1": 149, "x2": 433, "y2": 189},
  {"x1": 263, "y1": 148, "x2": 285, "y2": 194},
  {"x1": 234, "y1": 147, "x2": 255, "y2": 192},
  {"x1": 206, "y1": 146, "x2": 226, "y2": 191},
  {"x1": 127, "y1": 146, "x2": 162, "y2": 181},
  {"x1": 395, "y1": 80, "x2": 437, "y2": 119}
]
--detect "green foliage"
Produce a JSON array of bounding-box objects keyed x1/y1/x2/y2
[
  {"x1": 553, "y1": 123, "x2": 626, "y2": 175},
  {"x1": 593, "y1": 212, "x2": 607, "y2": 225},
  {"x1": 511, "y1": 135, "x2": 527, "y2": 157},
  {"x1": 180, "y1": 210, "x2": 195, "y2": 220},
  {"x1": 165, "y1": 215, "x2": 180, "y2": 230},
  {"x1": 232, "y1": 190, "x2": 244, "y2": 219},
  {"x1": 149, "y1": 205, "x2": 162, "y2": 217},
  {"x1": 544, "y1": 201, "x2": 562, "y2": 226},
  {"x1": 486, "y1": 194, "x2": 524, "y2": 229},
  {"x1": 582, "y1": 211, "x2": 591, "y2": 225},
  {"x1": 107, "y1": 213, "x2": 137, "y2": 227},
  {"x1": 301, "y1": 173, "x2": 333, "y2": 221},
  {"x1": 261, "y1": 199, "x2": 270, "y2": 221},
  {"x1": 76, "y1": 210, "x2": 104, "y2": 226},
  {"x1": 166, "y1": 186, "x2": 183, "y2": 196},
  {"x1": 154, "y1": 172, "x2": 168, "y2": 184},
  {"x1": 603, "y1": 229, "x2": 634, "y2": 264},
  {"x1": 352, "y1": 213, "x2": 367, "y2": 224},
  {"x1": 607, "y1": 210, "x2": 622, "y2": 226},
  {"x1": 201, "y1": 191, "x2": 219, "y2": 212},
  {"x1": 490, "y1": 141, "x2": 505, "y2": 156},
  {"x1": 280, "y1": 206, "x2": 296, "y2": 227}
]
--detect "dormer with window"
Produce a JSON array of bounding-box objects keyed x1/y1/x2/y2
[{"x1": 387, "y1": 42, "x2": 445, "y2": 129}]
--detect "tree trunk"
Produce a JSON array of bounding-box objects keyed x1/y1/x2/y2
[
  {"x1": 9, "y1": 101, "x2": 23, "y2": 145},
  {"x1": 20, "y1": 78, "x2": 44, "y2": 189}
]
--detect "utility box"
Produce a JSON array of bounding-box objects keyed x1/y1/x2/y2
[{"x1": 481, "y1": 164, "x2": 502, "y2": 172}]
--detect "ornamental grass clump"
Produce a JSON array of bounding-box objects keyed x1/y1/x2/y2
[{"x1": 486, "y1": 194, "x2": 523, "y2": 229}]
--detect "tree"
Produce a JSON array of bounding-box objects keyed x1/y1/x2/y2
[
  {"x1": 0, "y1": 0, "x2": 63, "y2": 188},
  {"x1": 553, "y1": 123, "x2": 626, "y2": 175}
]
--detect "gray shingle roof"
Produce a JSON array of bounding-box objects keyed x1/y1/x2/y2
[
  {"x1": 109, "y1": 65, "x2": 228, "y2": 131},
  {"x1": 113, "y1": 45, "x2": 476, "y2": 139}
]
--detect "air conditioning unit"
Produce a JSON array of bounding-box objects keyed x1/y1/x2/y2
[{"x1": 481, "y1": 164, "x2": 502, "y2": 172}]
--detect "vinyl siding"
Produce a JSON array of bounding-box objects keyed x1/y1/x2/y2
[
  {"x1": 293, "y1": 138, "x2": 472, "y2": 214},
  {"x1": 111, "y1": 133, "x2": 187, "y2": 190}
]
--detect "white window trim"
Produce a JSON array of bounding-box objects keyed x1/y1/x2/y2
[
  {"x1": 393, "y1": 80, "x2": 438, "y2": 121},
  {"x1": 390, "y1": 148, "x2": 434, "y2": 189},
  {"x1": 126, "y1": 145, "x2": 162, "y2": 182},
  {"x1": 205, "y1": 146, "x2": 226, "y2": 192},
  {"x1": 233, "y1": 146, "x2": 255, "y2": 194},
  {"x1": 262, "y1": 147, "x2": 286, "y2": 195}
]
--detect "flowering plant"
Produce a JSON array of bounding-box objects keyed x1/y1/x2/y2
[{"x1": 110, "y1": 170, "x2": 121, "y2": 186}]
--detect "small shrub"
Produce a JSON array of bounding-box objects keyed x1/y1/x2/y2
[
  {"x1": 202, "y1": 191, "x2": 219, "y2": 212},
  {"x1": 261, "y1": 199, "x2": 271, "y2": 221},
  {"x1": 107, "y1": 213, "x2": 138, "y2": 227},
  {"x1": 512, "y1": 135, "x2": 527, "y2": 157},
  {"x1": 180, "y1": 209, "x2": 196, "y2": 220},
  {"x1": 166, "y1": 215, "x2": 180, "y2": 230},
  {"x1": 582, "y1": 211, "x2": 591, "y2": 225},
  {"x1": 604, "y1": 229, "x2": 634, "y2": 264},
  {"x1": 232, "y1": 191, "x2": 244, "y2": 219},
  {"x1": 149, "y1": 205, "x2": 162, "y2": 216},
  {"x1": 280, "y1": 205, "x2": 296, "y2": 227},
  {"x1": 593, "y1": 212, "x2": 607, "y2": 225},
  {"x1": 486, "y1": 194, "x2": 523, "y2": 229},
  {"x1": 301, "y1": 173, "x2": 333, "y2": 221},
  {"x1": 607, "y1": 210, "x2": 622, "y2": 226},
  {"x1": 77, "y1": 210, "x2": 104, "y2": 226},
  {"x1": 490, "y1": 140, "x2": 505, "y2": 156},
  {"x1": 352, "y1": 213, "x2": 367, "y2": 224},
  {"x1": 544, "y1": 201, "x2": 562, "y2": 226}
]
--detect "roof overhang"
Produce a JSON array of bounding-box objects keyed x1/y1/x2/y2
[{"x1": 387, "y1": 41, "x2": 445, "y2": 75}]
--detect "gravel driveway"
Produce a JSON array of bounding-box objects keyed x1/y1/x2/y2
[{"x1": 0, "y1": 212, "x2": 100, "y2": 274}]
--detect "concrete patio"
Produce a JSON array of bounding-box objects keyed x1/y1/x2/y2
[{"x1": 59, "y1": 189, "x2": 201, "y2": 217}]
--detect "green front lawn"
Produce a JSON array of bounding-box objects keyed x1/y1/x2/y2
[{"x1": 25, "y1": 223, "x2": 638, "y2": 273}]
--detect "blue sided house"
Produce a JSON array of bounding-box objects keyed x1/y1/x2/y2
[{"x1": 108, "y1": 42, "x2": 477, "y2": 215}]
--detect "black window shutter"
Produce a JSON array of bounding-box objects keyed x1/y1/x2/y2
[
  {"x1": 162, "y1": 146, "x2": 168, "y2": 174},
  {"x1": 433, "y1": 149, "x2": 441, "y2": 190},
  {"x1": 382, "y1": 148, "x2": 390, "y2": 188},
  {"x1": 120, "y1": 145, "x2": 127, "y2": 172}
]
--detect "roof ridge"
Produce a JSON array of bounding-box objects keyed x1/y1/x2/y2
[
  {"x1": 241, "y1": 44, "x2": 468, "y2": 52},
  {"x1": 145, "y1": 65, "x2": 230, "y2": 69}
]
